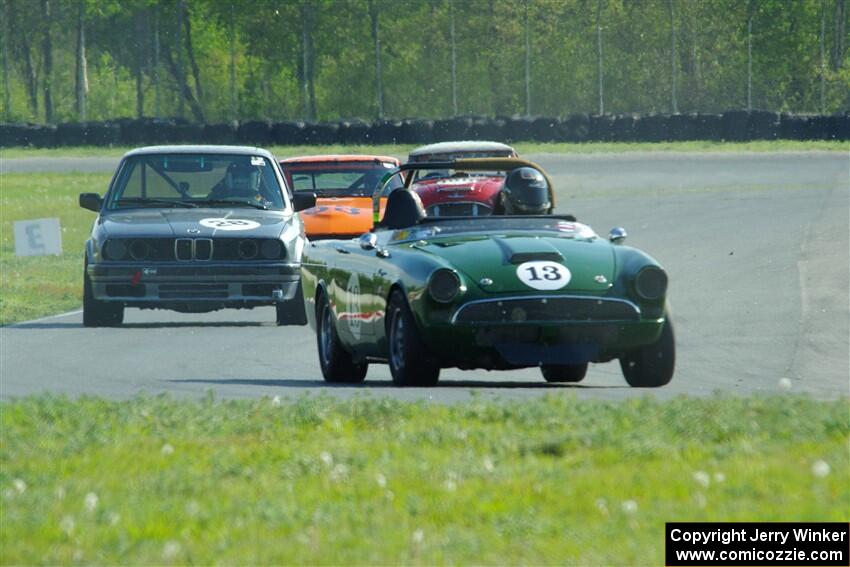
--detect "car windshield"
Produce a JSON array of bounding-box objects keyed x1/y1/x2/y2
[
  {"x1": 284, "y1": 162, "x2": 401, "y2": 198},
  {"x1": 388, "y1": 217, "x2": 597, "y2": 243},
  {"x1": 409, "y1": 151, "x2": 514, "y2": 182},
  {"x1": 107, "y1": 154, "x2": 286, "y2": 210},
  {"x1": 411, "y1": 170, "x2": 506, "y2": 184}
]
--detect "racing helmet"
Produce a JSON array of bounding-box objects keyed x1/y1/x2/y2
[
  {"x1": 225, "y1": 161, "x2": 261, "y2": 197},
  {"x1": 500, "y1": 166, "x2": 551, "y2": 215}
]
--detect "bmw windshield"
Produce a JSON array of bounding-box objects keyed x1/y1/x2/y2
[{"x1": 107, "y1": 154, "x2": 287, "y2": 210}]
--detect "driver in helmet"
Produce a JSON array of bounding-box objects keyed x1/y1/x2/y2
[
  {"x1": 208, "y1": 161, "x2": 268, "y2": 204},
  {"x1": 495, "y1": 166, "x2": 552, "y2": 215}
]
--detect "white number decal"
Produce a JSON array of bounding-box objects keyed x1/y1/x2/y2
[
  {"x1": 199, "y1": 218, "x2": 261, "y2": 231},
  {"x1": 516, "y1": 261, "x2": 571, "y2": 290},
  {"x1": 346, "y1": 273, "x2": 362, "y2": 340}
]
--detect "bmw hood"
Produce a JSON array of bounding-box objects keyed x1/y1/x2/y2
[
  {"x1": 99, "y1": 208, "x2": 289, "y2": 239},
  {"x1": 414, "y1": 233, "x2": 616, "y2": 294}
]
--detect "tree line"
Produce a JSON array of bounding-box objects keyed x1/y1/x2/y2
[{"x1": 1, "y1": 0, "x2": 848, "y2": 125}]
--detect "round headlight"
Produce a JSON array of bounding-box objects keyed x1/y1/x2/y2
[
  {"x1": 128, "y1": 239, "x2": 150, "y2": 260},
  {"x1": 104, "y1": 239, "x2": 127, "y2": 260},
  {"x1": 260, "y1": 239, "x2": 282, "y2": 260},
  {"x1": 634, "y1": 266, "x2": 667, "y2": 301},
  {"x1": 428, "y1": 269, "x2": 462, "y2": 303},
  {"x1": 238, "y1": 239, "x2": 259, "y2": 260}
]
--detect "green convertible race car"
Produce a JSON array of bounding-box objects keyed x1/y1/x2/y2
[{"x1": 300, "y1": 158, "x2": 674, "y2": 387}]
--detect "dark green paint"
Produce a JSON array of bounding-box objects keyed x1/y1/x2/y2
[{"x1": 301, "y1": 220, "x2": 667, "y2": 370}]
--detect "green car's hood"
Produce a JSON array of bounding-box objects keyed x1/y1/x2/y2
[{"x1": 412, "y1": 233, "x2": 615, "y2": 294}]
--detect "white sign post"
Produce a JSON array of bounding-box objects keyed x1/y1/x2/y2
[{"x1": 13, "y1": 218, "x2": 63, "y2": 257}]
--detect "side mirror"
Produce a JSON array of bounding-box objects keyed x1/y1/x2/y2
[
  {"x1": 359, "y1": 232, "x2": 377, "y2": 251},
  {"x1": 79, "y1": 193, "x2": 103, "y2": 212},
  {"x1": 609, "y1": 227, "x2": 627, "y2": 244},
  {"x1": 292, "y1": 192, "x2": 317, "y2": 212},
  {"x1": 292, "y1": 191, "x2": 316, "y2": 212}
]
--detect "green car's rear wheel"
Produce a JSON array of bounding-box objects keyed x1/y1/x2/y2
[
  {"x1": 386, "y1": 291, "x2": 440, "y2": 387},
  {"x1": 541, "y1": 363, "x2": 588, "y2": 383},
  {"x1": 82, "y1": 266, "x2": 124, "y2": 327},
  {"x1": 619, "y1": 315, "x2": 675, "y2": 388},
  {"x1": 316, "y1": 292, "x2": 367, "y2": 383}
]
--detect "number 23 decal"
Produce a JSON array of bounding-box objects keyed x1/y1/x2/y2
[{"x1": 515, "y1": 261, "x2": 571, "y2": 290}]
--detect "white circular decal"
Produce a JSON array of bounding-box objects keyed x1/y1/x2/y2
[
  {"x1": 516, "y1": 261, "x2": 571, "y2": 290},
  {"x1": 346, "y1": 273, "x2": 362, "y2": 340},
  {"x1": 199, "y1": 218, "x2": 261, "y2": 231}
]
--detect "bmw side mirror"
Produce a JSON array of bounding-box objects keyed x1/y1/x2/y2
[
  {"x1": 79, "y1": 193, "x2": 103, "y2": 212},
  {"x1": 609, "y1": 227, "x2": 627, "y2": 244},
  {"x1": 359, "y1": 232, "x2": 377, "y2": 251},
  {"x1": 292, "y1": 192, "x2": 317, "y2": 212}
]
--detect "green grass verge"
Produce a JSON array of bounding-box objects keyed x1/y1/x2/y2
[
  {"x1": 1, "y1": 394, "x2": 846, "y2": 564},
  {"x1": 1, "y1": 139, "x2": 848, "y2": 159},
  {"x1": 0, "y1": 173, "x2": 108, "y2": 323}
]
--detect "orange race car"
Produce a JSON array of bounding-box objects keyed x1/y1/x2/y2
[{"x1": 279, "y1": 155, "x2": 402, "y2": 239}]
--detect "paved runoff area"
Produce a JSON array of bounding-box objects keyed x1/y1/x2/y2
[{"x1": 2, "y1": 151, "x2": 848, "y2": 402}]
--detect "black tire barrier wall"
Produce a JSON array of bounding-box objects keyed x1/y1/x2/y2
[{"x1": 1, "y1": 112, "x2": 848, "y2": 148}]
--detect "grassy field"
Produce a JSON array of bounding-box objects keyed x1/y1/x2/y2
[
  {"x1": 0, "y1": 173, "x2": 109, "y2": 324},
  {"x1": 1, "y1": 394, "x2": 846, "y2": 564},
  {"x1": 1, "y1": 139, "x2": 848, "y2": 159}
]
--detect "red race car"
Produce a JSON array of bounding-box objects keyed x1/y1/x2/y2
[{"x1": 406, "y1": 141, "x2": 518, "y2": 217}]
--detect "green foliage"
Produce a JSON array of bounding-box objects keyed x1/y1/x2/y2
[
  {"x1": 1, "y1": 394, "x2": 847, "y2": 563},
  {"x1": 0, "y1": 0, "x2": 848, "y2": 123}
]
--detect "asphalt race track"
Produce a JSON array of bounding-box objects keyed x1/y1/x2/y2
[{"x1": 2, "y1": 151, "x2": 848, "y2": 402}]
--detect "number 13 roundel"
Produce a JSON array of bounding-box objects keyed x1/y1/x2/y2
[{"x1": 515, "y1": 261, "x2": 571, "y2": 290}]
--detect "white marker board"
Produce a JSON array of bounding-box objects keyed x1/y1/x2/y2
[{"x1": 14, "y1": 218, "x2": 63, "y2": 256}]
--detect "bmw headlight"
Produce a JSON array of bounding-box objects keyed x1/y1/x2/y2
[
  {"x1": 104, "y1": 239, "x2": 127, "y2": 260},
  {"x1": 634, "y1": 266, "x2": 668, "y2": 301},
  {"x1": 428, "y1": 269, "x2": 464, "y2": 303},
  {"x1": 129, "y1": 239, "x2": 151, "y2": 260},
  {"x1": 238, "y1": 239, "x2": 259, "y2": 260},
  {"x1": 260, "y1": 239, "x2": 283, "y2": 260}
]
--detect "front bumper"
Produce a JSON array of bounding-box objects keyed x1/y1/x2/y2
[
  {"x1": 88, "y1": 261, "x2": 300, "y2": 306},
  {"x1": 415, "y1": 294, "x2": 664, "y2": 369}
]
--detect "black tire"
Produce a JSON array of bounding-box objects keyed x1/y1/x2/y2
[
  {"x1": 386, "y1": 291, "x2": 440, "y2": 386},
  {"x1": 82, "y1": 268, "x2": 123, "y2": 327},
  {"x1": 316, "y1": 292, "x2": 367, "y2": 383},
  {"x1": 619, "y1": 316, "x2": 675, "y2": 387},
  {"x1": 541, "y1": 363, "x2": 588, "y2": 383},
  {"x1": 276, "y1": 282, "x2": 308, "y2": 326}
]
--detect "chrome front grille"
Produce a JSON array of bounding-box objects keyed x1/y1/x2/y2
[
  {"x1": 175, "y1": 238, "x2": 194, "y2": 261},
  {"x1": 453, "y1": 296, "x2": 640, "y2": 324},
  {"x1": 427, "y1": 202, "x2": 493, "y2": 217},
  {"x1": 194, "y1": 238, "x2": 213, "y2": 261}
]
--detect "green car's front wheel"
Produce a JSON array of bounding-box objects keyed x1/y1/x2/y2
[
  {"x1": 619, "y1": 315, "x2": 675, "y2": 388},
  {"x1": 386, "y1": 291, "x2": 440, "y2": 387},
  {"x1": 316, "y1": 292, "x2": 367, "y2": 383},
  {"x1": 541, "y1": 363, "x2": 588, "y2": 383}
]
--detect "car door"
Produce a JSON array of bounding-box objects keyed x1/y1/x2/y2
[{"x1": 329, "y1": 239, "x2": 376, "y2": 348}]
